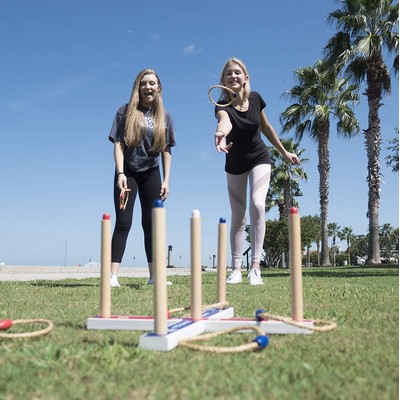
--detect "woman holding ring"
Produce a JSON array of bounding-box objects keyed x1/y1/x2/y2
[
  {"x1": 108, "y1": 69, "x2": 176, "y2": 287},
  {"x1": 213, "y1": 58, "x2": 298, "y2": 285}
]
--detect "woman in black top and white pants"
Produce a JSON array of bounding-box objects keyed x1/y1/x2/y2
[{"x1": 214, "y1": 58, "x2": 298, "y2": 285}]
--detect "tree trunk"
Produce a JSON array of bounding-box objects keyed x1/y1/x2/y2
[
  {"x1": 347, "y1": 239, "x2": 351, "y2": 265},
  {"x1": 318, "y1": 124, "x2": 331, "y2": 266},
  {"x1": 365, "y1": 55, "x2": 383, "y2": 264},
  {"x1": 282, "y1": 178, "x2": 291, "y2": 219},
  {"x1": 332, "y1": 237, "x2": 336, "y2": 267},
  {"x1": 316, "y1": 240, "x2": 321, "y2": 266}
]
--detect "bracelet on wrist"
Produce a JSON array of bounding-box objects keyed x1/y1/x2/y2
[{"x1": 117, "y1": 172, "x2": 125, "y2": 177}]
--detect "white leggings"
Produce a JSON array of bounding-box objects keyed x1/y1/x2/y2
[{"x1": 227, "y1": 164, "x2": 271, "y2": 269}]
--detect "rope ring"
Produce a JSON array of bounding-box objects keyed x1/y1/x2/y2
[
  {"x1": 0, "y1": 319, "x2": 54, "y2": 339},
  {"x1": 208, "y1": 85, "x2": 236, "y2": 107},
  {"x1": 179, "y1": 325, "x2": 269, "y2": 353},
  {"x1": 288, "y1": 162, "x2": 305, "y2": 181},
  {"x1": 119, "y1": 188, "x2": 131, "y2": 210},
  {"x1": 255, "y1": 311, "x2": 337, "y2": 332},
  {"x1": 169, "y1": 301, "x2": 229, "y2": 317}
]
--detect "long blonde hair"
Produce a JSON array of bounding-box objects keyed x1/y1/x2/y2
[
  {"x1": 124, "y1": 69, "x2": 166, "y2": 152},
  {"x1": 218, "y1": 57, "x2": 251, "y2": 103}
]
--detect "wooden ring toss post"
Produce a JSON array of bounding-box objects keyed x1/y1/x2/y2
[
  {"x1": 289, "y1": 207, "x2": 303, "y2": 321},
  {"x1": 217, "y1": 218, "x2": 227, "y2": 304},
  {"x1": 208, "y1": 85, "x2": 236, "y2": 107},
  {"x1": 100, "y1": 214, "x2": 112, "y2": 318},
  {"x1": 191, "y1": 210, "x2": 202, "y2": 321},
  {"x1": 153, "y1": 200, "x2": 168, "y2": 335}
]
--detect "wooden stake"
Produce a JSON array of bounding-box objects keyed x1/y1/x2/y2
[
  {"x1": 289, "y1": 207, "x2": 303, "y2": 321},
  {"x1": 153, "y1": 200, "x2": 168, "y2": 335},
  {"x1": 191, "y1": 210, "x2": 202, "y2": 321},
  {"x1": 100, "y1": 214, "x2": 111, "y2": 318},
  {"x1": 217, "y1": 218, "x2": 227, "y2": 304}
]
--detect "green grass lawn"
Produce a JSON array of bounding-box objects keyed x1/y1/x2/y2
[{"x1": 0, "y1": 265, "x2": 398, "y2": 400}]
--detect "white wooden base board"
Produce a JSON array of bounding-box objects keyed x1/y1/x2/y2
[
  {"x1": 87, "y1": 307, "x2": 314, "y2": 352},
  {"x1": 86, "y1": 307, "x2": 234, "y2": 331}
]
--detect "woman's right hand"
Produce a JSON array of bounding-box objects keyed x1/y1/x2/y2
[
  {"x1": 117, "y1": 173, "x2": 128, "y2": 190},
  {"x1": 215, "y1": 131, "x2": 233, "y2": 153}
]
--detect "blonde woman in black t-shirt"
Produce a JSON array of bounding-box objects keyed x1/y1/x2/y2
[
  {"x1": 108, "y1": 69, "x2": 176, "y2": 287},
  {"x1": 214, "y1": 58, "x2": 298, "y2": 285}
]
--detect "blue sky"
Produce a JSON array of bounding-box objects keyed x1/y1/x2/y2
[{"x1": 1, "y1": 0, "x2": 398, "y2": 267}]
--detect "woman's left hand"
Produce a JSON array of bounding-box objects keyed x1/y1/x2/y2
[{"x1": 160, "y1": 181, "x2": 169, "y2": 202}]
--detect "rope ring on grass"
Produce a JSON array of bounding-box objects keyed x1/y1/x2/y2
[
  {"x1": 0, "y1": 319, "x2": 54, "y2": 339},
  {"x1": 256, "y1": 311, "x2": 337, "y2": 332},
  {"x1": 208, "y1": 85, "x2": 236, "y2": 107},
  {"x1": 179, "y1": 325, "x2": 268, "y2": 353}
]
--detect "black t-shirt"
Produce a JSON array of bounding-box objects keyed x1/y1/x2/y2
[{"x1": 215, "y1": 91, "x2": 270, "y2": 175}]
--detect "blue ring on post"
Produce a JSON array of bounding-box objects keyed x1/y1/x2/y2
[{"x1": 255, "y1": 309, "x2": 266, "y2": 322}]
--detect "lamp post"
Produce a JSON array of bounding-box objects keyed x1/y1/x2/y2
[
  {"x1": 292, "y1": 187, "x2": 303, "y2": 206},
  {"x1": 167, "y1": 245, "x2": 174, "y2": 268},
  {"x1": 64, "y1": 240, "x2": 67, "y2": 267}
]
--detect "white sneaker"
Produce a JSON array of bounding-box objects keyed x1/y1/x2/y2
[
  {"x1": 226, "y1": 270, "x2": 242, "y2": 284},
  {"x1": 248, "y1": 268, "x2": 264, "y2": 285},
  {"x1": 110, "y1": 272, "x2": 120, "y2": 288},
  {"x1": 147, "y1": 278, "x2": 172, "y2": 286}
]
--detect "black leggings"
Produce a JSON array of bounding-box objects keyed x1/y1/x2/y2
[{"x1": 111, "y1": 166, "x2": 161, "y2": 263}]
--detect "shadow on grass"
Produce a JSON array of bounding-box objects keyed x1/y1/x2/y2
[
  {"x1": 123, "y1": 283, "x2": 143, "y2": 290},
  {"x1": 82, "y1": 336, "x2": 139, "y2": 348},
  {"x1": 262, "y1": 265, "x2": 399, "y2": 279},
  {"x1": 28, "y1": 281, "x2": 96, "y2": 288},
  {"x1": 58, "y1": 320, "x2": 87, "y2": 330},
  {"x1": 27, "y1": 280, "x2": 156, "y2": 291}
]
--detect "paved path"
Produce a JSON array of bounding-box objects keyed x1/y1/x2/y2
[{"x1": 0, "y1": 266, "x2": 195, "y2": 282}]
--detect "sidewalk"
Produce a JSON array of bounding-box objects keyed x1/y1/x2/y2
[{"x1": 0, "y1": 265, "x2": 194, "y2": 282}]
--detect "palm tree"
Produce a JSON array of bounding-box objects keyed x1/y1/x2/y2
[
  {"x1": 281, "y1": 60, "x2": 360, "y2": 266},
  {"x1": 379, "y1": 223, "x2": 394, "y2": 260},
  {"x1": 314, "y1": 218, "x2": 322, "y2": 266},
  {"x1": 385, "y1": 127, "x2": 399, "y2": 173},
  {"x1": 328, "y1": 222, "x2": 341, "y2": 266},
  {"x1": 392, "y1": 228, "x2": 399, "y2": 261},
  {"x1": 265, "y1": 140, "x2": 308, "y2": 268},
  {"x1": 266, "y1": 139, "x2": 308, "y2": 219},
  {"x1": 324, "y1": 0, "x2": 399, "y2": 264},
  {"x1": 338, "y1": 226, "x2": 355, "y2": 265},
  {"x1": 302, "y1": 215, "x2": 322, "y2": 267}
]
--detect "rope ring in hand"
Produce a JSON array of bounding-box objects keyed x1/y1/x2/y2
[
  {"x1": 119, "y1": 188, "x2": 131, "y2": 210},
  {"x1": 208, "y1": 85, "x2": 236, "y2": 107},
  {"x1": 288, "y1": 162, "x2": 305, "y2": 181}
]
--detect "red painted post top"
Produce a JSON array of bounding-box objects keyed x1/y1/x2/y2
[
  {"x1": 103, "y1": 214, "x2": 111, "y2": 220},
  {"x1": 290, "y1": 207, "x2": 299, "y2": 214}
]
